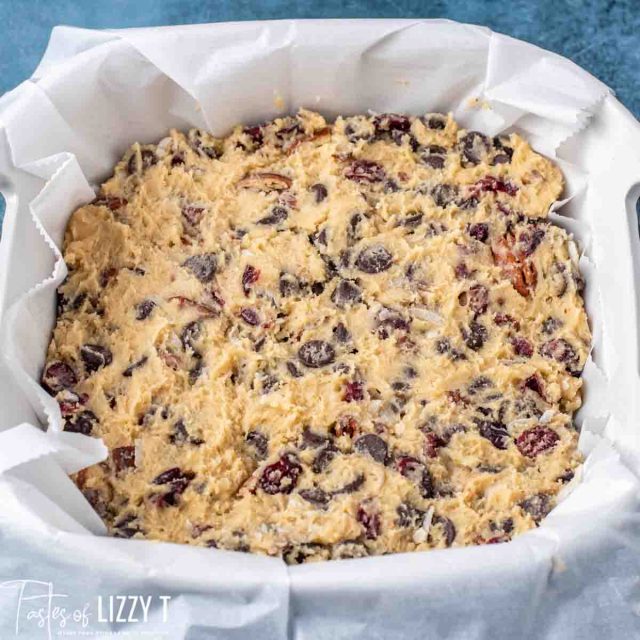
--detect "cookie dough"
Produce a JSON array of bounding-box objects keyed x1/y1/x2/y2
[{"x1": 42, "y1": 109, "x2": 590, "y2": 563}]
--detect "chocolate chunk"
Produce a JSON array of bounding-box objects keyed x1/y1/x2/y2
[
  {"x1": 80, "y1": 344, "x2": 113, "y2": 373},
  {"x1": 182, "y1": 253, "x2": 217, "y2": 283},
  {"x1": 112, "y1": 445, "x2": 136, "y2": 473},
  {"x1": 298, "y1": 340, "x2": 336, "y2": 368},
  {"x1": 331, "y1": 279, "x2": 362, "y2": 307},
  {"x1": 354, "y1": 433, "x2": 388, "y2": 464}
]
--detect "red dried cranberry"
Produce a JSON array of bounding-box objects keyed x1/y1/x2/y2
[
  {"x1": 518, "y1": 228, "x2": 545, "y2": 256},
  {"x1": 516, "y1": 426, "x2": 560, "y2": 457},
  {"x1": 523, "y1": 373, "x2": 546, "y2": 398},
  {"x1": 356, "y1": 504, "x2": 381, "y2": 540},
  {"x1": 468, "y1": 223, "x2": 489, "y2": 243},
  {"x1": 512, "y1": 336, "x2": 534, "y2": 358},
  {"x1": 42, "y1": 361, "x2": 77, "y2": 395},
  {"x1": 345, "y1": 159, "x2": 385, "y2": 183},
  {"x1": 470, "y1": 175, "x2": 518, "y2": 197},
  {"x1": 462, "y1": 322, "x2": 488, "y2": 351},
  {"x1": 469, "y1": 284, "x2": 489, "y2": 315},
  {"x1": 182, "y1": 205, "x2": 205, "y2": 226},
  {"x1": 424, "y1": 431, "x2": 445, "y2": 458},
  {"x1": 240, "y1": 307, "x2": 261, "y2": 326},
  {"x1": 259, "y1": 453, "x2": 302, "y2": 494},
  {"x1": 343, "y1": 380, "x2": 364, "y2": 402},
  {"x1": 112, "y1": 445, "x2": 136, "y2": 473},
  {"x1": 242, "y1": 265, "x2": 260, "y2": 296},
  {"x1": 540, "y1": 339, "x2": 578, "y2": 367}
]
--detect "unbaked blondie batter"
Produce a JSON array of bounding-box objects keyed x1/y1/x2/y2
[{"x1": 42, "y1": 109, "x2": 590, "y2": 562}]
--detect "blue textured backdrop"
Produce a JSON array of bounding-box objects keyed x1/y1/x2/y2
[{"x1": 0, "y1": 0, "x2": 638, "y2": 225}]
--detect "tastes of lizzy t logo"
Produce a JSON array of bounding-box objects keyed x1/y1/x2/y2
[{"x1": 0, "y1": 580, "x2": 171, "y2": 638}]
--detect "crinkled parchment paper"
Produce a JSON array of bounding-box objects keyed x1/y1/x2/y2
[{"x1": 0, "y1": 19, "x2": 639, "y2": 639}]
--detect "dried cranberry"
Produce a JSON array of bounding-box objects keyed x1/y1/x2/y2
[
  {"x1": 476, "y1": 419, "x2": 510, "y2": 450},
  {"x1": 468, "y1": 284, "x2": 489, "y2": 315},
  {"x1": 468, "y1": 223, "x2": 489, "y2": 243},
  {"x1": 112, "y1": 445, "x2": 136, "y2": 473},
  {"x1": 519, "y1": 493, "x2": 552, "y2": 523},
  {"x1": 310, "y1": 183, "x2": 328, "y2": 203},
  {"x1": 135, "y1": 299, "x2": 156, "y2": 320},
  {"x1": 354, "y1": 434, "x2": 388, "y2": 464},
  {"x1": 356, "y1": 503, "x2": 381, "y2": 539},
  {"x1": 123, "y1": 356, "x2": 148, "y2": 377},
  {"x1": 152, "y1": 467, "x2": 195, "y2": 489},
  {"x1": 343, "y1": 380, "x2": 364, "y2": 402},
  {"x1": 469, "y1": 176, "x2": 518, "y2": 197},
  {"x1": 299, "y1": 487, "x2": 330, "y2": 507},
  {"x1": 345, "y1": 159, "x2": 385, "y2": 183},
  {"x1": 259, "y1": 453, "x2": 302, "y2": 494},
  {"x1": 93, "y1": 195, "x2": 127, "y2": 210},
  {"x1": 424, "y1": 431, "x2": 445, "y2": 458},
  {"x1": 240, "y1": 307, "x2": 261, "y2": 326},
  {"x1": 182, "y1": 205, "x2": 205, "y2": 226},
  {"x1": 58, "y1": 390, "x2": 85, "y2": 417},
  {"x1": 540, "y1": 338, "x2": 578, "y2": 367},
  {"x1": 516, "y1": 426, "x2": 560, "y2": 457},
  {"x1": 42, "y1": 362, "x2": 77, "y2": 395},
  {"x1": 81, "y1": 344, "x2": 113, "y2": 373},
  {"x1": 243, "y1": 125, "x2": 264, "y2": 147},
  {"x1": 494, "y1": 313, "x2": 519, "y2": 329},
  {"x1": 512, "y1": 337, "x2": 534, "y2": 358},
  {"x1": 523, "y1": 373, "x2": 546, "y2": 397},
  {"x1": 518, "y1": 228, "x2": 545, "y2": 256},
  {"x1": 242, "y1": 265, "x2": 260, "y2": 296},
  {"x1": 331, "y1": 280, "x2": 362, "y2": 307},
  {"x1": 298, "y1": 340, "x2": 336, "y2": 368},
  {"x1": 182, "y1": 253, "x2": 217, "y2": 283}
]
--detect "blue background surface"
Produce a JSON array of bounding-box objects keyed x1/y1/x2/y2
[{"x1": 0, "y1": 0, "x2": 638, "y2": 224}]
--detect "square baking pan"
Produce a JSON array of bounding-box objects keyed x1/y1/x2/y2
[{"x1": 0, "y1": 20, "x2": 639, "y2": 639}]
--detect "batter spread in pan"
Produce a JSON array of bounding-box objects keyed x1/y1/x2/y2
[{"x1": 42, "y1": 109, "x2": 590, "y2": 562}]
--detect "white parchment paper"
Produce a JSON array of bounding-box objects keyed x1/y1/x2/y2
[{"x1": 0, "y1": 19, "x2": 639, "y2": 639}]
